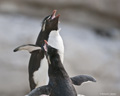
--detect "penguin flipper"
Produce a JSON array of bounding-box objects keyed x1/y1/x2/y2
[
  {"x1": 71, "y1": 75, "x2": 96, "y2": 86},
  {"x1": 26, "y1": 85, "x2": 51, "y2": 96},
  {"x1": 13, "y1": 44, "x2": 41, "y2": 53}
]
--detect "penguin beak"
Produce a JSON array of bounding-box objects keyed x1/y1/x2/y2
[
  {"x1": 43, "y1": 40, "x2": 48, "y2": 52},
  {"x1": 43, "y1": 40, "x2": 51, "y2": 64},
  {"x1": 42, "y1": 10, "x2": 60, "y2": 31},
  {"x1": 51, "y1": 10, "x2": 60, "y2": 20}
]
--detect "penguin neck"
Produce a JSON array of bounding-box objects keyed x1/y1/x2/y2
[
  {"x1": 36, "y1": 30, "x2": 50, "y2": 46},
  {"x1": 48, "y1": 53, "x2": 68, "y2": 79},
  {"x1": 36, "y1": 28, "x2": 59, "y2": 46},
  {"x1": 48, "y1": 28, "x2": 64, "y2": 63}
]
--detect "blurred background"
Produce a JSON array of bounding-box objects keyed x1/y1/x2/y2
[{"x1": 0, "y1": 0, "x2": 120, "y2": 96}]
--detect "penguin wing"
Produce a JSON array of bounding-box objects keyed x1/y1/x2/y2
[
  {"x1": 13, "y1": 44, "x2": 41, "y2": 53},
  {"x1": 71, "y1": 75, "x2": 96, "y2": 86},
  {"x1": 26, "y1": 85, "x2": 51, "y2": 96}
]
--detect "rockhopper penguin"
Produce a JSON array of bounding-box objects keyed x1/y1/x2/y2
[
  {"x1": 23, "y1": 40, "x2": 96, "y2": 96},
  {"x1": 27, "y1": 10, "x2": 64, "y2": 90}
]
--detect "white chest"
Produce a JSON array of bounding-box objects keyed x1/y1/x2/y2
[
  {"x1": 33, "y1": 29, "x2": 64, "y2": 88},
  {"x1": 48, "y1": 29, "x2": 64, "y2": 62},
  {"x1": 33, "y1": 57, "x2": 49, "y2": 88}
]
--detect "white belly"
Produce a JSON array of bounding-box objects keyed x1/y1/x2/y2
[
  {"x1": 33, "y1": 57, "x2": 49, "y2": 88},
  {"x1": 48, "y1": 29, "x2": 64, "y2": 63}
]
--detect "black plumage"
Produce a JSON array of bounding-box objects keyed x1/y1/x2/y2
[
  {"x1": 28, "y1": 10, "x2": 60, "y2": 90},
  {"x1": 26, "y1": 42, "x2": 96, "y2": 96}
]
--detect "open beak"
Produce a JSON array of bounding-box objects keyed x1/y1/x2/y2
[
  {"x1": 43, "y1": 40, "x2": 51, "y2": 64},
  {"x1": 51, "y1": 10, "x2": 60, "y2": 20},
  {"x1": 43, "y1": 40, "x2": 48, "y2": 52}
]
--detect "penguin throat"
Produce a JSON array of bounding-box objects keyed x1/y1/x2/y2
[
  {"x1": 48, "y1": 28, "x2": 64, "y2": 63},
  {"x1": 42, "y1": 23, "x2": 58, "y2": 32},
  {"x1": 48, "y1": 54, "x2": 67, "y2": 76}
]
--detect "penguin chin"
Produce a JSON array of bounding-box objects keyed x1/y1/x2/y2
[
  {"x1": 47, "y1": 10, "x2": 60, "y2": 31},
  {"x1": 50, "y1": 11, "x2": 60, "y2": 24},
  {"x1": 48, "y1": 15, "x2": 60, "y2": 31}
]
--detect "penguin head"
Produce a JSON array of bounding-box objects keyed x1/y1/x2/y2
[
  {"x1": 41, "y1": 10, "x2": 60, "y2": 32},
  {"x1": 43, "y1": 40, "x2": 58, "y2": 64},
  {"x1": 43, "y1": 40, "x2": 58, "y2": 55}
]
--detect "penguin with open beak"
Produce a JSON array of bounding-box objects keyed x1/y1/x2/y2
[
  {"x1": 31, "y1": 10, "x2": 63, "y2": 90},
  {"x1": 14, "y1": 10, "x2": 96, "y2": 95},
  {"x1": 23, "y1": 40, "x2": 96, "y2": 96},
  {"x1": 14, "y1": 10, "x2": 64, "y2": 91}
]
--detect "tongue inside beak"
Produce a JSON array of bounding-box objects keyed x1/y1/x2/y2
[{"x1": 51, "y1": 10, "x2": 60, "y2": 19}]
